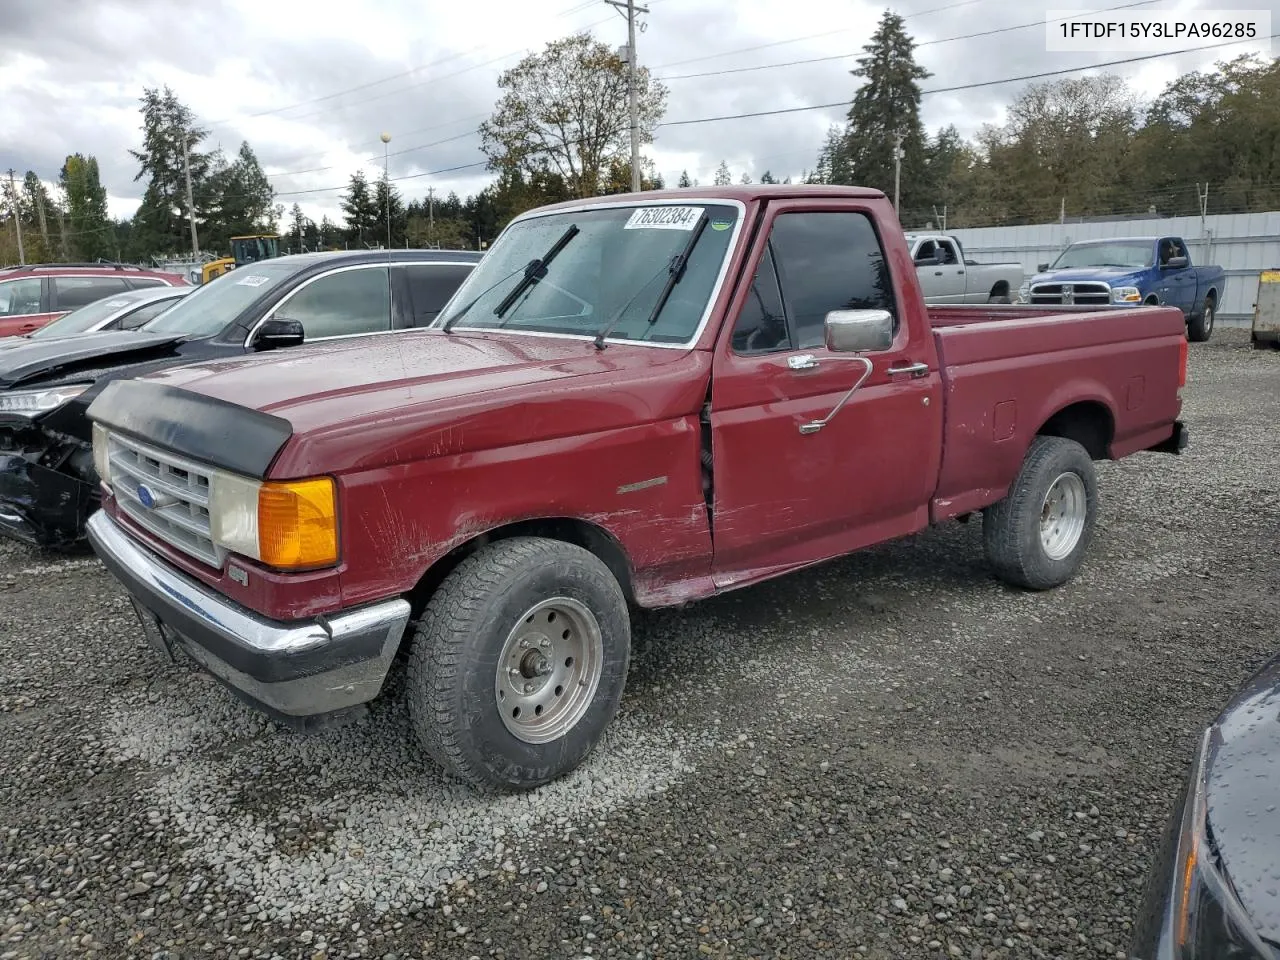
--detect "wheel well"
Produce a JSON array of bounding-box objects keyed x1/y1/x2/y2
[
  {"x1": 1036, "y1": 401, "x2": 1114, "y2": 460},
  {"x1": 405, "y1": 518, "x2": 636, "y2": 620},
  {"x1": 1204, "y1": 288, "x2": 1217, "y2": 306},
  {"x1": 989, "y1": 280, "x2": 1009, "y2": 296},
  {"x1": 1144, "y1": 294, "x2": 1160, "y2": 305}
]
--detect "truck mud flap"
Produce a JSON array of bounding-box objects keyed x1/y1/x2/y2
[{"x1": 1148, "y1": 420, "x2": 1189, "y2": 456}]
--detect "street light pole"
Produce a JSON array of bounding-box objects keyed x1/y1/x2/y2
[{"x1": 380, "y1": 132, "x2": 392, "y2": 250}]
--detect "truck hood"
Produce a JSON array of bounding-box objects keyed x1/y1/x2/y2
[
  {"x1": 0, "y1": 330, "x2": 186, "y2": 390},
  {"x1": 1203, "y1": 651, "x2": 1280, "y2": 946},
  {"x1": 125, "y1": 329, "x2": 708, "y2": 475},
  {"x1": 1031, "y1": 267, "x2": 1144, "y2": 285}
]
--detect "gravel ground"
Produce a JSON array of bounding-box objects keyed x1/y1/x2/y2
[{"x1": 2, "y1": 328, "x2": 1278, "y2": 960}]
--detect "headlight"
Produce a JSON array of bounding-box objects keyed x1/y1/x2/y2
[
  {"x1": 1112, "y1": 286, "x2": 1142, "y2": 303},
  {"x1": 92, "y1": 423, "x2": 111, "y2": 487},
  {"x1": 1157, "y1": 728, "x2": 1277, "y2": 959},
  {"x1": 210, "y1": 472, "x2": 338, "y2": 570},
  {"x1": 0, "y1": 384, "x2": 91, "y2": 416}
]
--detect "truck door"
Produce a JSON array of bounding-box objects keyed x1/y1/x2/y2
[
  {"x1": 936, "y1": 238, "x2": 970, "y2": 301},
  {"x1": 1156, "y1": 238, "x2": 1196, "y2": 316},
  {"x1": 708, "y1": 201, "x2": 944, "y2": 582},
  {"x1": 913, "y1": 239, "x2": 954, "y2": 303}
]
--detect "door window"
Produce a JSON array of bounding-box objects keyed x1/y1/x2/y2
[
  {"x1": 937, "y1": 240, "x2": 959, "y2": 265},
  {"x1": 273, "y1": 266, "x2": 392, "y2": 339},
  {"x1": 53, "y1": 276, "x2": 131, "y2": 310},
  {"x1": 121, "y1": 298, "x2": 181, "y2": 329},
  {"x1": 730, "y1": 245, "x2": 789, "y2": 355},
  {"x1": 732, "y1": 211, "x2": 897, "y2": 351},
  {"x1": 401, "y1": 263, "x2": 475, "y2": 326},
  {"x1": 914, "y1": 240, "x2": 937, "y2": 263},
  {"x1": 0, "y1": 277, "x2": 41, "y2": 317}
]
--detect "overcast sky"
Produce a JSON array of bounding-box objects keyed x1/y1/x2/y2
[{"x1": 0, "y1": 0, "x2": 1270, "y2": 226}]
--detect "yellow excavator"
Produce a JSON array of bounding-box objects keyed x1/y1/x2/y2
[{"x1": 200, "y1": 234, "x2": 282, "y2": 284}]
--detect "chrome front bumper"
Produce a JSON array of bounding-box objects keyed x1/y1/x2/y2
[{"x1": 86, "y1": 510, "x2": 411, "y2": 720}]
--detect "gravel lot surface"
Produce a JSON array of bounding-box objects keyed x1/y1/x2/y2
[{"x1": 2, "y1": 328, "x2": 1278, "y2": 960}]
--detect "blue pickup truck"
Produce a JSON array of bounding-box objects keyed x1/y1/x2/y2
[{"x1": 1017, "y1": 235, "x2": 1226, "y2": 342}]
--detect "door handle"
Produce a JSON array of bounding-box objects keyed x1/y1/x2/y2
[
  {"x1": 787, "y1": 353, "x2": 819, "y2": 370},
  {"x1": 933, "y1": 270, "x2": 943, "y2": 276},
  {"x1": 888, "y1": 361, "x2": 929, "y2": 377}
]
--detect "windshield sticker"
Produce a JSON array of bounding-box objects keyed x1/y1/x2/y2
[
  {"x1": 710, "y1": 220, "x2": 732, "y2": 231},
  {"x1": 236, "y1": 275, "x2": 271, "y2": 287},
  {"x1": 624, "y1": 206, "x2": 704, "y2": 231},
  {"x1": 103, "y1": 299, "x2": 130, "y2": 307}
]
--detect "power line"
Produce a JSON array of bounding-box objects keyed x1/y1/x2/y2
[{"x1": 655, "y1": 0, "x2": 1162, "y2": 81}]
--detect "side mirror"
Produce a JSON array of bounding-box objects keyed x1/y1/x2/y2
[
  {"x1": 1037, "y1": 262, "x2": 1050, "y2": 273},
  {"x1": 824, "y1": 309, "x2": 895, "y2": 354},
  {"x1": 251, "y1": 317, "x2": 305, "y2": 351},
  {"x1": 1164, "y1": 255, "x2": 1189, "y2": 269}
]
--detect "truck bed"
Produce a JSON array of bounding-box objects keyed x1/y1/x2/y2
[{"x1": 927, "y1": 303, "x2": 1186, "y2": 521}]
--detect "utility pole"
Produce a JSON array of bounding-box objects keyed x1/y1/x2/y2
[
  {"x1": 380, "y1": 132, "x2": 392, "y2": 250},
  {"x1": 892, "y1": 131, "x2": 903, "y2": 216},
  {"x1": 181, "y1": 135, "x2": 199, "y2": 257},
  {"x1": 607, "y1": 0, "x2": 649, "y2": 192},
  {"x1": 6, "y1": 170, "x2": 24, "y2": 265},
  {"x1": 427, "y1": 185, "x2": 435, "y2": 245},
  {"x1": 1059, "y1": 196, "x2": 1065, "y2": 225}
]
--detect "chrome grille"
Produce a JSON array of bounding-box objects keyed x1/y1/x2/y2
[
  {"x1": 105, "y1": 432, "x2": 222, "y2": 567},
  {"x1": 1029, "y1": 281, "x2": 1111, "y2": 306}
]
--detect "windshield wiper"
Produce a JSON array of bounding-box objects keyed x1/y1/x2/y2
[
  {"x1": 592, "y1": 211, "x2": 709, "y2": 350},
  {"x1": 492, "y1": 224, "x2": 580, "y2": 321},
  {"x1": 441, "y1": 261, "x2": 536, "y2": 334}
]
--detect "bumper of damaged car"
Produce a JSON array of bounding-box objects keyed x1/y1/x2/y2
[{"x1": 0, "y1": 452, "x2": 97, "y2": 547}]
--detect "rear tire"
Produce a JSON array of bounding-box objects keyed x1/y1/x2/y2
[
  {"x1": 1187, "y1": 295, "x2": 1215, "y2": 342},
  {"x1": 406, "y1": 536, "x2": 631, "y2": 791},
  {"x1": 987, "y1": 287, "x2": 1012, "y2": 304},
  {"x1": 983, "y1": 436, "x2": 1098, "y2": 590}
]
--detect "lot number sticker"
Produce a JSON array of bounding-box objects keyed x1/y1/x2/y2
[
  {"x1": 236, "y1": 275, "x2": 271, "y2": 287},
  {"x1": 624, "y1": 206, "x2": 704, "y2": 231}
]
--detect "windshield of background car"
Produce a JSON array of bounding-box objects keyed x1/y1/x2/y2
[
  {"x1": 1050, "y1": 241, "x2": 1153, "y2": 270},
  {"x1": 434, "y1": 202, "x2": 740, "y2": 345},
  {"x1": 142, "y1": 261, "x2": 295, "y2": 337},
  {"x1": 27, "y1": 291, "x2": 148, "y2": 339}
]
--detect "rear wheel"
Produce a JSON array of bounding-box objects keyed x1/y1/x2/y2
[
  {"x1": 406, "y1": 536, "x2": 631, "y2": 791},
  {"x1": 983, "y1": 436, "x2": 1098, "y2": 590},
  {"x1": 1187, "y1": 295, "x2": 1215, "y2": 342},
  {"x1": 987, "y1": 285, "x2": 1012, "y2": 304}
]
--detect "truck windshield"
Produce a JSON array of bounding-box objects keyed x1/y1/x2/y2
[
  {"x1": 434, "y1": 202, "x2": 740, "y2": 345},
  {"x1": 1050, "y1": 241, "x2": 1153, "y2": 270},
  {"x1": 143, "y1": 261, "x2": 295, "y2": 338}
]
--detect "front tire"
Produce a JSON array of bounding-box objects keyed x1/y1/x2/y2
[
  {"x1": 982, "y1": 436, "x2": 1098, "y2": 590},
  {"x1": 406, "y1": 537, "x2": 631, "y2": 791},
  {"x1": 1187, "y1": 295, "x2": 1215, "y2": 342}
]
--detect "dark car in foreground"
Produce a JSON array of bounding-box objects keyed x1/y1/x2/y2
[
  {"x1": 0, "y1": 248, "x2": 481, "y2": 549},
  {"x1": 1130, "y1": 652, "x2": 1280, "y2": 959}
]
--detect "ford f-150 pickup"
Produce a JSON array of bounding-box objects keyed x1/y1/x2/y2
[
  {"x1": 1019, "y1": 236, "x2": 1226, "y2": 342},
  {"x1": 83, "y1": 185, "x2": 1191, "y2": 792}
]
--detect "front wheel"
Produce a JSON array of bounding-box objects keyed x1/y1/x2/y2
[
  {"x1": 406, "y1": 537, "x2": 631, "y2": 791},
  {"x1": 1187, "y1": 296, "x2": 1215, "y2": 342},
  {"x1": 982, "y1": 436, "x2": 1098, "y2": 590}
]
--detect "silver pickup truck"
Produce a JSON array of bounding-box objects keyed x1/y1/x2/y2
[{"x1": 907, "y1": 233, "x2": 1024, "y2": 304}]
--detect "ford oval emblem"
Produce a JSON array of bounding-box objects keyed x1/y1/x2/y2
[{"x1": 137, "y1": 484, "x2": 157, "y2": 509}]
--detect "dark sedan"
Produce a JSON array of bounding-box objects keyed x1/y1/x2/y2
[
  {"x1": 1130, "y1": 652, "x2": 1280, "y2": 959},
  {"x1": 0, "y1": 248, "x2": 481, "y2": 549}
]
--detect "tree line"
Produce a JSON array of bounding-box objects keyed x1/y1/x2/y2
[{"x1": 3, "y1": 19, "x2": 1279, "y2": 266}]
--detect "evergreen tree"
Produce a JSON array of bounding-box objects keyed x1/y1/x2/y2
[
  {"x1": 60, "y1": 154, "x2": 112, "y2": 261},
  {"x1": 208, "y1": 142, "x2": 277, "y2": 249},
  {"x1": 373, "y1": 175, "x2": 407, "y2": 247},
  {"x1": 713, "y1": 161, "x2": 732, "y2": 185},
  {"x1": 340, "y1": 171, "x2": 379, "y2": 246},
  {"x1": 739, "y1": 172, "x2": 752, "y2": 184},
  {"x1": 831, "y1": 11, "x2": 931, "y2": 210},
  {"x1": 759, "y1": 170, "x2": 777, "y2": 184},
  {"x1": 129, "y1": 86, "x2": 213, "y2": 255},
  {"x1": 677, "y1": 169, "x2": 692, "y2": 188}
]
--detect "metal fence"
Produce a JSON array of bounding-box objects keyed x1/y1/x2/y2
[{"x1": 946, "y1": 211, "x2": 1280, "y2": 324}]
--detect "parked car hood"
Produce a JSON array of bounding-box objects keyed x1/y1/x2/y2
[
  {"x1": 1032, "y1": 267, "x2": 1145, "y2": 285},
  {"x1": 138, "y1": 329, "x2": 708, "y2": 475},
  {"x1": 1203, "y1": 652, "x2": 1280, "y2": 944},
  {"x1": 0, "y1": 330, "x2": 186, "y2": 390}
]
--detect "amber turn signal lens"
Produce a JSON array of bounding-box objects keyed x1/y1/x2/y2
[{"x1": 257, "y1": 477, "x2": 338, "y2": 569}]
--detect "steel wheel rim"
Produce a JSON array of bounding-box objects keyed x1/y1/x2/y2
[
  {"x1": 1039, "y1": 472, "x2": 1088, "y2": 561},
  {"x1": 1204, "y1": 304, "x2": 1214, "y2": 333},
  {"x1": 494, "y1": 597, "x2": 604, "y2": 744}
]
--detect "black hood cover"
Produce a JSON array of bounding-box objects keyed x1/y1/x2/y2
[
  {"x1": 1205, "y1": 651, "x2": 1280, "y2": 945},
  {"x1": 0, "y1": 330, "x2": 185, "y2": 390}
]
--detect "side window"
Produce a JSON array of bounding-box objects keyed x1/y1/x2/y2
[
  {"x1": 0, "y1": 277, "x2": 42, "y2": 317},
  {"x1": 401, "y1": 263, "x2": 474, "y2": 326},
  {"x1": 938, "y1": 240, "x2": 959, "y2": 264},
  {"x1": 768, "y1": 211, "x2": 898, "y2": 350},
  {"x1": 914, "y1": 240, "x2": 936, "y2": 263},
  {"x1": 127, "y1": 277, "x2": 168, "y2": 289},
  {"x1": 120, "y1": 299, "x2": 178, "y2": 329},
  {"x1": 53, "y1": 277, "x2": 130, "y2": 310},
  {"x1": 1171, "y1": 238, "x2": 1189, "y2": 261},
  {"x1": 730, "y1": 244, "x2": 789, "y2": 355},
  {"x1": 274, "y1": 266, "x2": 391, "y2": 339}
]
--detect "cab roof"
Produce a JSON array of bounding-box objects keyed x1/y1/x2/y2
[{"x1": 526, "y1": 183, "x2": 888, "y2": 216}]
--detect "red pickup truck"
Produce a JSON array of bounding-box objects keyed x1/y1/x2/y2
[{"x1": 84, "y1": 185, "x2": 1189, "y2": 791}]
